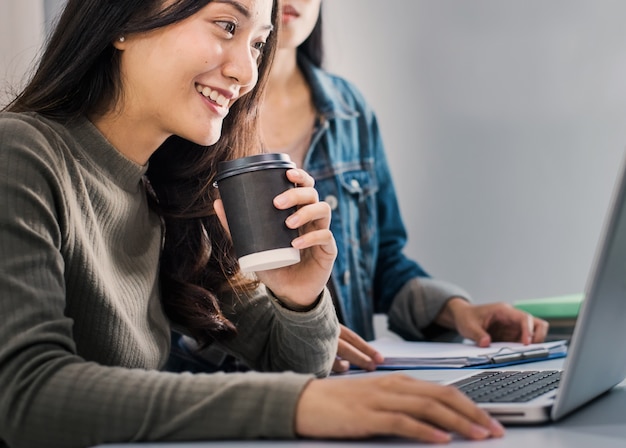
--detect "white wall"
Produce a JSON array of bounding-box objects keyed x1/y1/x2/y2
[
  {"x1": 43, "y1": 0, "x2": 65, "y2": 31},
  {"x1": 6, "y1": 1, "x2": 626, "y2": 307},
  {"x1": 323, "y1": 0, "x2": 626, "y2": 304},
  {"x1": 0, "y1": 1, "x2": 46, "y2": 107}
]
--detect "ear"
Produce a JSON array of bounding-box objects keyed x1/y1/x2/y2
[{"x1": 112, "y1": 36, "x2": 127, "y2": 51}]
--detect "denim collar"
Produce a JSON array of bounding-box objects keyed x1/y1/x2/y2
[{"x1": 298, "y1": 53, "x2": 360, "y2": 122}]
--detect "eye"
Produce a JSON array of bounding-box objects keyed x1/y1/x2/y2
[
  {"x1": 253, "y1": 41, "x2": 266, "y2": 52},
  {"x1": 216, "y1": 21, "x2": 237, "y2": 36}
]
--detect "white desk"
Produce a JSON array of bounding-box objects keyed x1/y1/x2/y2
[{"x1": 95, "y1": 359, "x2": 626, "y2": 447}]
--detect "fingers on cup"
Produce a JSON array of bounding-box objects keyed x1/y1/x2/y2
[
  {"x1": 286, "y1": 168, "x2": 314, "y2": 188},
  {"x1": 285, "y1": 200, "x2": 330, "y2": 230},
  {"x1": 274, "y1": 185, "x2": 320, "y2": 211},
  {"x1": 291, "y1": 228, "x2": 335, "y2": 252}
]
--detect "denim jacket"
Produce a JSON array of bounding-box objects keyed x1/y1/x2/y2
[
  {"x1": 165, "y1": 58, "x2": 472, "y2": 374},
  {"x1": 300, "y1": 56, "x2": 470, "y2": 341}
]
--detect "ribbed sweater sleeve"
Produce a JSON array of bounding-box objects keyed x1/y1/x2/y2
[
  {"x1": 0, "y1": 113, "x2": 338, "y2": 448},
  {"x1": 387, "y1": 277, "x2": 472, "y2": 341}
]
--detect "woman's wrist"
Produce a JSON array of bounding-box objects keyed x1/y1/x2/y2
[
  {"x1": 435, "y1": 296, "x2": 471, "y2": 329},
  {"x1": 268, "y1": 287, "x2": 324, "y2": 312}
]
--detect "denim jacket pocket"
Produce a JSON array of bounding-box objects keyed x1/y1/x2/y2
[{"x1": 337, "y1": 168, "x2": 379, "y2": 273}]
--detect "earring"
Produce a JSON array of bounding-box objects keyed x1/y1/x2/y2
[{"x1": 118, "y1": 36, "x2": 125, "y2": 42}]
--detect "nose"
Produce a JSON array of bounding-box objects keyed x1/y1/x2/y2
[{"x1": 222, "y1": 42, "x2": 258, "y2": 91}]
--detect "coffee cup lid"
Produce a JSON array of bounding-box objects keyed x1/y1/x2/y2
[{"x1": 215, "y1": 153, "x2": 296, "y2": 184}]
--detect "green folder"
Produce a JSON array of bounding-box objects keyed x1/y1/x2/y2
[{"x1": 514, "y1": 293, "x2": 584, "y2": 320}]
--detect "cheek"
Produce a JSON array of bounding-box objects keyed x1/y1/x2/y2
[{"x1": 239, "y1": 75, "x2": 259, "y2": 98}]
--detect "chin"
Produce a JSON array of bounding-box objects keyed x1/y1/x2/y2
[
  {"x1": 204, "y1": 134, "x2": 221, "y2": 146},
  {"x1": 178, "y1": 119, "x2": 224, "y2": 146},
  {"x1": 191, "y1": 130, "x2": 222, "y2": 147}
]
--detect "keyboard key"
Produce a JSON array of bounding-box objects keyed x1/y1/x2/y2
[{"x1": 452, "y1": 370, "x2": 561, "y2": 403}]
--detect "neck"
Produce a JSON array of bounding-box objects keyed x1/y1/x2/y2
[
  {"x1": 267, "y1": 47, "x2": 301, "y2": 95},
  {"x1": 260, "y1": 47, "x2": 316, "y2": 168},
  {"x1": 89, "y1": 112, "x2": 164, "y2": 166}
]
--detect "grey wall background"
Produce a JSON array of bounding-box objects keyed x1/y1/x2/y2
[
  {"x1": 19, "y1": 1, "x2": 626, "y2": 307},
  {"x1": 0, "y1": 1, "x2": 45, "y2": 107},
  {"x1": 323, "y1": 0, "x2": 626, "y2": 305},
  {"x1": 43, "y1": 0, "x2": 64, "y2": 27}
]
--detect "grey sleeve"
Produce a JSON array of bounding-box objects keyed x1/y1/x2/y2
[
  {"x1": 0, "y1": 249, "x2": 334, "y2": 446},
  {"x1": 1, "y1": 285, "x2": 335, "y2": 448},
  {"x1": 387, "y1": 277, "x2": 472, "y2": 341},
  {"x1": 213, "y1": 285, "x2": 340, "y2": 378},
  {"x1": 0, "y1": 117, "x2": 336, "y2": 448},
  {"x1": 3, "y1": 363, "x2": 315, "y2": 447}
]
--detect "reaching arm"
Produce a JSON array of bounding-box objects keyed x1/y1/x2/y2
[{"x1": 0, "y1": 114, "x2": 338, "y2": 447}]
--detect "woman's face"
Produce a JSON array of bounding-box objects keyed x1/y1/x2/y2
[
  {"x1": 278, "y1": 0, "x2": 321, "y2": 50},
  {"x1": 115, "y1": 0, "x2": 274, "y2": 149}
]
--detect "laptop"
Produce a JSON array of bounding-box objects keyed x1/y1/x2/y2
[{"x1": 438, "y1": 153, "x2": 626, "y2": 424}]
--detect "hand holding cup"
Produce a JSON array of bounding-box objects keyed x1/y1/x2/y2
[{"x1": 214, "y1": 154, "x2": 336, "y2": 310}]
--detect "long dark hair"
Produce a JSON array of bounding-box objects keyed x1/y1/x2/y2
[
  {"x1": 297, "y1": 3, "x2": 323, "y2": 68},
  {"x1": 6, "y1": 0, "x2": 281, "y2": 345},
  {"x1": 147, "y1": 0, "x2": 281, "y2": 344},
  {"x1": 7, "y1": 0, "x2": 211, "y2": 118}
]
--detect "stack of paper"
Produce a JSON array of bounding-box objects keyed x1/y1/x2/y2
[{"x1": 366, "y1": 339, "x2": 568, "y2": 370}]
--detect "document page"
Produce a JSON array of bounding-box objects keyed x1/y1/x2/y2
[{"x1": 368, "y1": 338, "x2": 568, "y2": 369}]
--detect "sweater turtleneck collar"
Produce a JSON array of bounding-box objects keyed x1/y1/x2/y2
[{"x1": 67, "y1": 116, "x2": 150, "y2": 192}]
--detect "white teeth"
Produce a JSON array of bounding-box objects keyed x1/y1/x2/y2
[{"x1": 197, "y1": 84, "x2": 229, "y2": 107}]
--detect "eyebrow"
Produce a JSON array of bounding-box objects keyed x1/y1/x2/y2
[{"x1": 213, "y1": 0, "x2": 275, "y2": 31}]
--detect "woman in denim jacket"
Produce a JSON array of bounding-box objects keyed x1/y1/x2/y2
[{"x1": 259, "y1": 0, "x2": 550, "y2": 373}]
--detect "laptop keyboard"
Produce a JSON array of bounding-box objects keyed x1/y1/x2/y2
[{"x1": 451, "y1": 370, "x2": 562, "y2": 403}]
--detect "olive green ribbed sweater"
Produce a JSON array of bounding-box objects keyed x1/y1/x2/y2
[{"x1": 0, "y1": 112, "x2": 338, "y2": 448}]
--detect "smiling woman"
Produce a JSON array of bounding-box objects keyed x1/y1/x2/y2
[
  {"x1": 0, "y1": 0, "x2": 337, "y2": 446},
  {"x1": 91, "y1": 0, "x2": 272, "y2": 164},
  {"x1": 1, "y1": 0, "x2": 506, "y2": 446}
]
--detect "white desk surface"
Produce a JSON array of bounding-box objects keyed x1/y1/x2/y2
[{"x1": 95, "y1": 359, "x2": 626, "y2": 447}]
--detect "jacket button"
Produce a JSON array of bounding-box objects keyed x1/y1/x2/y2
[
  {"x1": 350, "y1": 179, "x2": 360, "y2": 189},
  {"x1": 324, "y1": 194, "x2": 338, "y2": 210},
  {"x1": 343, "y1": 271, "x2": 351, "y2": 285}
]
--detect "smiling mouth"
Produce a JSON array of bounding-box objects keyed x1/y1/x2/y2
[{"x1": 195, "y1": 84, "x2": 229, "y2": 107}]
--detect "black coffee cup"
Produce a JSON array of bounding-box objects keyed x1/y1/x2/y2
[{"x1": 214, "y1": 153, "x2": 301, "y2": 273}]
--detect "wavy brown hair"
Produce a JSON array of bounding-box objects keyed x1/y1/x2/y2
[
  {"x1": 6, "y1": 0, "x2": 281, "y2": 345},
  {"x1": 146, "y1": 1, "x2": 281, "y2": 345}
]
